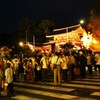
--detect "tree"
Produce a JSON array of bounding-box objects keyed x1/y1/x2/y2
[
  {"x1": 0, "y1": 46, "x2": 11, "y2": 58},
  {"x1": 18, "y1": 18, "x2": 55, "y2": 44},
  {"x1": 87, "y1": 0, "x2": 100, "y2": 37},
  {"x1": 18, "y1": 17, "x2": 35, "y2": 43},
  {"x1": 34, "y1": 19, "x2": 55, "y2": 43},
  {"x1": 92, "y1": 0, "x2": 100, "y2": 16},
  {"x1": 37, "y1": 19, "x2": 54, "y2": 35},
  {"x1": 87, "y1": 0, "x2": 100, "y2": 52}
]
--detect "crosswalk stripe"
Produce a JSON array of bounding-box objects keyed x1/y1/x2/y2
[
  {"x1": 61, "y1": 83, "x2": 100, "y2": 90},
  {"x1": 14, "y1": 87, "x2": 78, "y2": 99},
  {"x1": 14, "y1": 80, "x2": 100, "y2": 91},
  {"x1": 12, "y1": 95, "x2": 43, "y2": 100},
  {"x1": 91, "y1": 92, "x2": 100, "y2": 96},
  {"x1": 12, "y1": 77, "x2": 100, "y2": 100},
  {"x1": 14, "y1": 82, "x2": 74, "y2": 92},
  {"x1": 77, "y1": 78, "x2": 100, "y2": 82},
  {"x1": 42, "y1": 80, "x2": 100, "y2": 90},
  {"x1": 71, "y1": 81, "x2": 100, "y2": 85}
]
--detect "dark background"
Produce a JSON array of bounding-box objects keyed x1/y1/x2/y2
[{"x1": 0, "y1": 0, "x2": 94, "y2": 34}]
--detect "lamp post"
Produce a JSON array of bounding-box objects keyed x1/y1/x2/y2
[{"x1": 19, "y1": 42, "x2": 24, "y2": 59}]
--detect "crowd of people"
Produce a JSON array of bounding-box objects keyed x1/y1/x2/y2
[{"x1": 0, "y1": 50, "x2": 100, "y2": 96}]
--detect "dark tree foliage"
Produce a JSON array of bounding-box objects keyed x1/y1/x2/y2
[
  {"x1": 92, "y1": 0, "x2": 100, "y2": 16},
  {"x1": 61, "y1": 43, "x2": 74, "y2": 49},
  {"x1": 18, "y1": 18, "x2": 54, "y2": 44},
  {"x1": 18, "y1": 17, "x2": 35, "y2": 43}
]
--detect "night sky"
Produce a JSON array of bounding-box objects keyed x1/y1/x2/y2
[{"x1": 0, "y1": 0, "x2": 94, "y2": 34}]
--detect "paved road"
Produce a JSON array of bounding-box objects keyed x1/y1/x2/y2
[{"x1": 1, "y1": 76, "x2": 100, "y2": 100}]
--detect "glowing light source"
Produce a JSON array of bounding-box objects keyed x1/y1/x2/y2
[
  {"x1": 81, "y1": 32, "x2": 92, "y2": 49},
  {"x1": 80, "y1": 20, "x2": 84, "y2": 24},
  {"x1": 19, "y1": 42, "x2": 24, "y2": 47},
  {"x1": 81, "y1": 31, "x2": 98, "y2": 50}
]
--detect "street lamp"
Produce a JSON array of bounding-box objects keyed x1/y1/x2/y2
[
  {"x1": 19, "y1": 42, "x2": 24, "y2": 59},
  {"x1": 19, "y1": 42, "x2": 24, "y2": 47},
  {"x1": 80, "y1": 19, "x2": 84, "y2": 24}
]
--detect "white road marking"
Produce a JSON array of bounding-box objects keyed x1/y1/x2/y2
[
  {"x1": 91, "y1": 92, "x2": 100, "y2": 96},
  {"x1": 14, "y1": 82, "x2": 74, "y2": 92},
  {"x1": 14, "y1": 87, "x2": 78, "y2": 100}
]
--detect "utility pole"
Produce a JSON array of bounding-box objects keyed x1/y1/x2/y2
[{"x1": 33, "y1": 35, "x2": 35, "y2": 49}]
